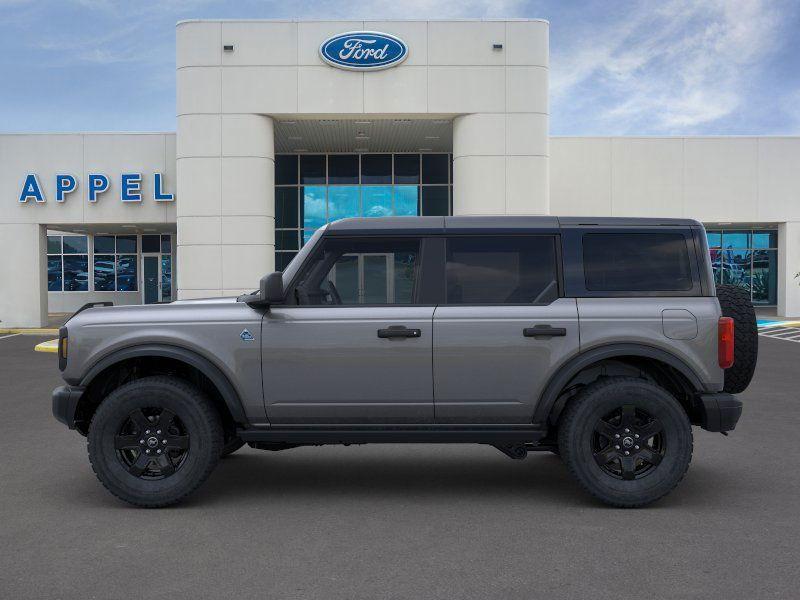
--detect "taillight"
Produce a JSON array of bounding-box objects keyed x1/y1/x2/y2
[{"x1": 718, "y1": 317, "x2": 734, "y2": 369}]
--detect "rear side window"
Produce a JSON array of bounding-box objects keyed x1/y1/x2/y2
[
  {"x1": 583, "y1": 233, "x2": 693, "y2": 291},
  {"x1": 445, "y1": 236, "x2": 559, "y2": 304}
]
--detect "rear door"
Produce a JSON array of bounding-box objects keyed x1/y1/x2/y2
[
  {"x1": 262, "y1": 235, "x2": 435, "y2": 424},
  {"x1": 432, "y1": 235, "x2": 579, "y2": 423}
]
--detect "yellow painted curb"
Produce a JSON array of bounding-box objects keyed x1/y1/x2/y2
[
  {"x1": 0, "y1": 328, "x2": 59, "y2": 335},
  {"x1": 34, "y1": 339, "x2": 59, "y2": 353}
]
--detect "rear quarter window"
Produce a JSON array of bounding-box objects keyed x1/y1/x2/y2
[{"x1": 583, "y1": 232, "x2": 693, "y2": 292}]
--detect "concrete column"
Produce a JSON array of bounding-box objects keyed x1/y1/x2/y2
[
  {"x1": 777, "y1": 221, "x2": 800, "y2": 318},
  {"x1": 0, "y1": 224, "x2": 46, "y2": 327},
  {"x1": 452, "y1": 113, "x2": 549, "y2": 216},
  {"x1": 177, "y1": 114, "x2": 275, "y2": 299}
]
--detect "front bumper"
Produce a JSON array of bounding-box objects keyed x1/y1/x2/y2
[
  {"x1": 697, "y1": 393, "x2": 742, "y2": 432},
  {"x1": 52, "y1": 385, "x2": 85, "y2": 429}
]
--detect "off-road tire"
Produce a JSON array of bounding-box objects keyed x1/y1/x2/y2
[
  {"x1": 558, "y1": 377, "x2": 693, "y2": 508},
  {"x1": 220, "y1": 438, "x2": 245, "y2": 457},
  {"x1": 716, "y1": 284, "x2": 758, "y2": 394},
  {"x1": 87, "y1": 376, "x2": 223, "y2": 508}
]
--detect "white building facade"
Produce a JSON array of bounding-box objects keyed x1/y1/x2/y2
[{"x1": 1, "y1": 19, "x2": 799, "y2": 327}]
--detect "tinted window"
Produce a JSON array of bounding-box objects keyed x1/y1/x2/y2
[
  {"x1": 141, "y1": 234, "x2": 160, "y2": 253},
  {"x1": 394, "y1": 154, "x2": 419, "y2": 184},
  {"x1": 47, "y1": 235, "x2": 61, "y2": 254},
  {"x1": 116, "y1": 235, "x2": 137, "y2": 254},
  {"x1": 421, "y1": 186, "x2": 448, "y2": 216},
  {"x1": 62, "y1": 235, "x2": 87, "y2": 254},
  {"x1": 275, "y1": 230, "x2": 299, "y2": 251},
  {"x1": 422, "y1": 154, "x2": 449, "y2": 184},
  {"x1": 275, "y1": 155, "x2": 298, "y2": 185},
  {"x1": 116, "y1": 255, "x2": 138, "y2": 291},
  {"x1": 94, "y1": 235, "x2": 115, "y2": 254},
  {"x1": 275, "y1": 187, "x2": 299, "y2": 228},
  {"x1": 47, "y1": 256, "x2": 62, "y2": 291},
  {"x1": 361, "y1": 154, "x2": 391, "y2": 184},
  {"x1": 94, "y1": 255, "x2": 115, "y2": 291},
  {"x1": 328, "y1": 155, "x2": 358, "y2": 184},
  {"x1": 583, "y1": 233, "x2": 693, "y2": 291},
  {"x1": 446, "y1": 236, "x2": 558, "y2": 304},
  {"x1": 294, "y1": 237, "x2": 420, "y2": 305},
  {"x1": 300, "y1": 155, "x2": 326, "y2": 184},
  {"x1": 63, "y1": 255, "x2": 89, "y2": 291}
]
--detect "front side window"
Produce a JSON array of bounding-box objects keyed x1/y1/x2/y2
[
  {"x1": 583, "y1": 233, "x2": 692, "y2": 292},
  {"x1": 293, "y1": 237, "x2": 420, "y2": 306},
  {"x1": 445, "y1": 236, "x2": 559, "y2": 304}
]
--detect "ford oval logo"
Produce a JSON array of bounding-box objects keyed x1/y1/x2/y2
[{"x1": 320, "y1": 31, "x2": 408, "y2": 71}]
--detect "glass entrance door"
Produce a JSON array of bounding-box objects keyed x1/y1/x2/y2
[
  {"x1": 140, "y1": 234, "x2": 174, "y2": 304},
  {"x1": 142, "y1": 255, "x2": 160, "y2": 304},
  {"x1": 330, "y1": 253, "x2": 395, "y2": 304}
]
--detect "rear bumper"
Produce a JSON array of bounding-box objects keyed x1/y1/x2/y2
[
  {"x1": 52, "y1": 385, "x2": 85, "y2": 430},
  {"x1": 697, "y1": 392, "x2": 742, "y2": 432}
]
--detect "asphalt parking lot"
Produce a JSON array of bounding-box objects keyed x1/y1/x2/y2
[{"x1": 1, "y1": 333, "x2": 798, "y2": 599}]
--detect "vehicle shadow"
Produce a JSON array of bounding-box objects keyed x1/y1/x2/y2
[
  {"x1": 55, "y1": 444, "x2": 739, "y2": 510},
  {"x1": 184, "y1": 446, "x2": 736, "y2": 509}
]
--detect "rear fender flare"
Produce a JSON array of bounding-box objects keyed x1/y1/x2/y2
[{"x1": 534, "y1": 343, "x2": 704, "y2": 425}]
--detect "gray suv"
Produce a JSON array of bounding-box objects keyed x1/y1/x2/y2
[{"x1": 52, "y1": 216, "x2": 757, "y2": 508}]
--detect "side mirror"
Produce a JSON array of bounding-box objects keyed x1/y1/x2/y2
[{"x1": 259, "y1": 271, "x2": 284, "y2": 305}]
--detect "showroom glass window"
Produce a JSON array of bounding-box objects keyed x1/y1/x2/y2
[
  {"x1": 274, "y1": 153, "x2": 453, "y2": 271},
  {"x1": 94, "y1": 235, "x2": 138, "y2": 292},
  {"x1": 706, "y1": 229, "x2": 777, "y2": 305},
  {"x1": 47, "y1": 235, "x2": 88, "y2": 292}
]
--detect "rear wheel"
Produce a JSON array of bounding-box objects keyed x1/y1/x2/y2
[
  {"x1": 87, "y1": 376, "x2": 223, "y2": 508},
  {"x1": 559, "y1": 377, "x2": 693, "y2": 508}
]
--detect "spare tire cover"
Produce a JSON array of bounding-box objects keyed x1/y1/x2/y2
[{"x1": 716, "y1": 284, "x2": 758, "y2": 394}]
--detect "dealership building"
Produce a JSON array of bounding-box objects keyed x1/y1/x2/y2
[{"x1": 1, "y1": 18, "x2": 799, "y2": 327}]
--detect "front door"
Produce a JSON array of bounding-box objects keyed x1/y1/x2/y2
[
  {"x1": 433, "y1": 235, "x2": 580, "y2": 423},
  {"x1": 261, "y1": 235, "x2": 434, "y2": 424}
]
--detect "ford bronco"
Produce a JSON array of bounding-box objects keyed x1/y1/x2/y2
[{"x1": 52, "y1": 216, "x2": 757, "y2": 507}]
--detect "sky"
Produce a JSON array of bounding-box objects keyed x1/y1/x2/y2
[{"x1": 0, "y1": 0, "x2": 798, "y2": 135}]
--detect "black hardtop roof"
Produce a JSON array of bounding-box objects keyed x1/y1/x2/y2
[{"x1": 325, "y1": 216, "x2": 702, "y2": 235}]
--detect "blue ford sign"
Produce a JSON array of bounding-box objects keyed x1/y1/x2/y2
[{"x1": 319, "y1": 31, "x2": 408, "y2": 71}]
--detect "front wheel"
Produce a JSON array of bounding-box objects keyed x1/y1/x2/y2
[
  {"x1": 558, "y1": 377, "x2": 693, "y2": 508},
  {"x1": 87, "y1": 376, "x2": 223, "y2": 508}
]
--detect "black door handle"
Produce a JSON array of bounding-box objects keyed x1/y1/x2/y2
[
  {"x1": 378, "y1": 326, "x2": 422, "y2": 339},
  {"x1": 523, "y1": 325, "x2": 567, "y2": 338}
]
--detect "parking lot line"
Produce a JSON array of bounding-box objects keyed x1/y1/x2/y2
[{"x1": 0, "y1": 333, "x2": 21, "y2": 341}]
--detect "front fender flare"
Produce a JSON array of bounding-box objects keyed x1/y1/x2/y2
[
  {"x1": 78, "y1": 343, "x2": 248, "y2": 424},
  {"x1": 533, "y1": 343, "x2": 705, "y2": 425}
]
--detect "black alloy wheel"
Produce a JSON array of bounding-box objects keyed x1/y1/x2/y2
[
  {"x1": 558, "y1": 376, "x2": 693, "y2": 508},
  {"x1": 88, "y1": 376, "x2": 223, "y2": 508},
  {"x1": 114, "y1": 407, "x2": 190, "y2": 479},
  {"x1": 591, "y1": 405, "x2": 665, "y2": 480}
]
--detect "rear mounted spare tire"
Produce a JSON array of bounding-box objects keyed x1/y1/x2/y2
[{"x1": 716, "y1": 284, "x2": 758, "y2": 393}]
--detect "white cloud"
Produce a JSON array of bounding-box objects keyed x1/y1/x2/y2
[
  {"x1": 280, "y1": 0, "x2": 528, "y2": 19},
  {"x1": 551, "y1": 0, "x2": 791, "y2": 133}
]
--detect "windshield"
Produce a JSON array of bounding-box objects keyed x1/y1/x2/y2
[{"x1": 281, "y1": 225, "x2": 327, "y2": 285}]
